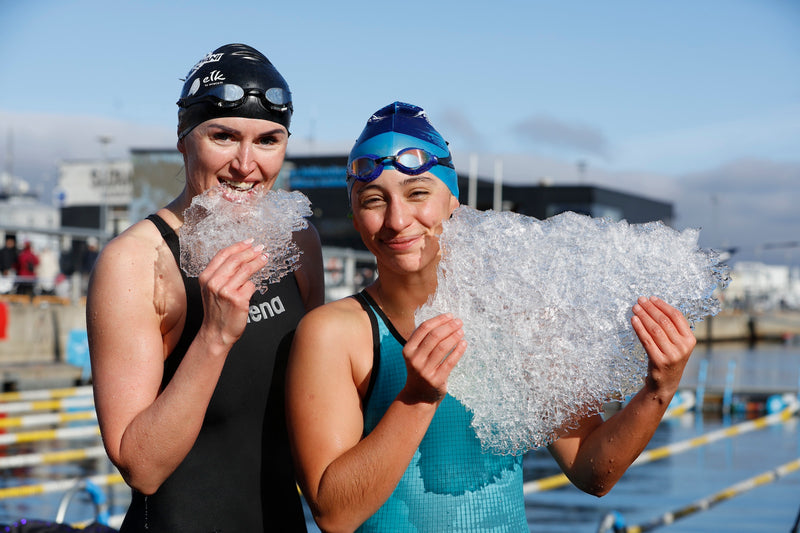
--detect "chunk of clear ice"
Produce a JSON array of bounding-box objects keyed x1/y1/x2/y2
[
  {"x1": 415, "y1": 207, "x2": 730, "y2": 454},
  {"x1": 180, "y1": 186, "x2": 312, "y2": 293}
]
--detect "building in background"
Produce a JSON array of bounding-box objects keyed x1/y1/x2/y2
[
  {"x1": 724, "y1": 262, "x2": 800, "y2": 311},
  {"x1": 57, "y1": 151, "x2": 675, "y2": 254},
  {"x1": 283, "y1": 155, "x2": 674, "y2": 251},
  {"x1": 36, "y1": 150, "x2": 678, "y2": 300},
  {"x1": 57, "y1": 159, "x2": 133, "y2": 239}
]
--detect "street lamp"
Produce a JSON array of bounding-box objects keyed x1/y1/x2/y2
[{"x1": 97, "y1": 135, "x2": 112, "y2": 239}]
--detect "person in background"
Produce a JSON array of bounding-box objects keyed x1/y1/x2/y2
[
  {"x1": 0, "y1": 236, "x2": 17, "y2": 276},
  {"x1": 36, "y1": 246, "x2": 61, "y2": 296},
  {"x1": 80, "y1": 238, "x2": 100, "y2": 295},
  {"x1": 0, "y1": 236, "x2": 18, "y2": 294},
  {"x1": 88, "y1": 43, "x2": 324, "y2": 532},
  {"x1": 14, "y1": 241, "x2": 39, "y2": 296},
  {"x1": 286, "y1": 102, "x2": 696, "y2": 532}
]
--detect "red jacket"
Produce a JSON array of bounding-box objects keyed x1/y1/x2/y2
[{"x1": 14, "y1": 245, "x2": 39, "y2": 276}]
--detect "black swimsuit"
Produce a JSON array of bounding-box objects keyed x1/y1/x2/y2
[{"x1": 119, "y1": 214, "x2": 308, "y2": 532}]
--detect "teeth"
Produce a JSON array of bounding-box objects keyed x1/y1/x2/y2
[{"x1": 221, "y1": 179, "x2": 255, "y2": 191}]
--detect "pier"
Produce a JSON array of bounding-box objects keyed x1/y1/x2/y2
[
  {"x1": 694, "y1": 310, "x2": 800, "y2": 344},
  {"x1": 1, "y1": 295, "x2": 799, "y2": 396}
]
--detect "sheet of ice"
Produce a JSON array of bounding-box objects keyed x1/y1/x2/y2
[
  {"x1": 415, "y1": 207, "x2": 730, "y2": 454},
  {"x1": 180, "y1": 186, "x2": 312, "y2": 293}
]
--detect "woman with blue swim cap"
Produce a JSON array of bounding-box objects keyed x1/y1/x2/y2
[
  {"x1": 345, "y1": 101, "x2": 459, "y2": 199},
  {"x1": 287, "y1": 102, "x2": 696, "y2": 531},
  {"x1": 88, "y1": 43, "x2": 323, "y2": 532}
]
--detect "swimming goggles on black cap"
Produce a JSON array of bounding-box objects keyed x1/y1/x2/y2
[{"x1": 178, "y1": 83, "x2": 292, "y2": 113}]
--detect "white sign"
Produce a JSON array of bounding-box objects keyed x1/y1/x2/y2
[{"x1": 58, "y1": 160, "x2": 133, "y2": 207}]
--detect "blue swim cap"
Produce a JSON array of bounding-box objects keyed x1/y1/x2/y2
[{"x1": 347, "y1": 102, "x2": 458, "y2": 199}]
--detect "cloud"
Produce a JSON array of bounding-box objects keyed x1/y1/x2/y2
[
  {"x1": 448, "y1": 149, "x2": 800, "y2": 266},
  {"x1": 436, "y1": 108, "x2": 483, "y2": 150},
  {"x1": 616, "y1": 104, "x2": 800, "y2": 175},
  {"x1": 0, "y1": 110, "x2": 176, "y2": 186},
  {"x1": 511, "y1": 114, "x2": 610, "y2": 158},
  {"x1": 672, "y1": 158, "x2": 800, "y2": 264}
]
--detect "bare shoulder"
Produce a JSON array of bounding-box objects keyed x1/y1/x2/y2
[
  {"x1": 297, "y1": 295, "x2": 369, "y2": 341},
  {"x1": 292, "y1": 295, "x2": 374, "y2": 392},
  {"x1": 88, "y1": 216, "x2": 183, "y2": 336},
  {"x1": 91, "y1": 220, "x2": 162, "y2": 290}
]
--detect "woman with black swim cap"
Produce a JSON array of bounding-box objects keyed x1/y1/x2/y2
[{"x1": 88, "y1": 43, "x2": 323, "y2": 532}]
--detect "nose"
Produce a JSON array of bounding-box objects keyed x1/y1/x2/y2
[
  {"x1": 231, "y1": 143, "x2": 255, "y2": 176},
  {"x1": 383, "y1": 197, "x2": 410, "y2": 231}
]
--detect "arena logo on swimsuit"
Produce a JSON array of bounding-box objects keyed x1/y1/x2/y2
[{"x1": 247, "y1": 296, "x2": 286, "y2": 323}]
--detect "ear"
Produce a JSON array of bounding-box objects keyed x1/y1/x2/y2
[
  {"x1": 448, "y1": 194, "x2": 459, "y2": 216},
  {"x1": 177, "y1": 137, "x2": 186, "y2": 155}
]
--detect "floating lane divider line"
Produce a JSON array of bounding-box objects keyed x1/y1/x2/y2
[
  {"x1": 524, "y1": 400, "x2": 799, "y2": 495},
  {"x1": 0, "y1": 410, "x2": 96, "y2": 429},
  {"x1": 661, "y1": 390, "x2": 695, "y2": 419},
  {"x1": 597, "y1": 457, "x2": 800, "y2": 533},
  {"x1": 0, "y1": 445, "x2": 108, "y2": 469},
  {"x1": 631, "y1": 399, "x2": 798, "y2": 467},
  {"x1": 0, "y1": 473, "x2": 125, "y2": 500},
  {"x1": 0, "y1": 424, "x2": 100, "y2": 445},
  {"x1": 0, "y1": 386, "x2": 93, "y2": 402},
  {"x1": 0, "y1": 396, "x2": 95, "y2": 415}
]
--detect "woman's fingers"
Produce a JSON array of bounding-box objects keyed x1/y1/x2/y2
[
  {"x1": 202, "y1": 239, "x2": 254, "y2": 277},
  {"x1": 406, "y1": 315, "x2": 464, "y2": 364},
  {"x1": 402, "y1": 314, "x2": 467, "y2": 401},
  {"x1": 632, "y1": 296, "x2": 696, "y2": 393},
  {"x1": 632, "y1": 297, "x2": 679, "y2": 348},
  {"x1": 200, "y1": 240, "x2": 268, "y2": 296}
]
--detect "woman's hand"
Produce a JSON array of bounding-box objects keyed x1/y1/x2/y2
[
  {"x1": 631, "y1": 296, "x2": 696, "y2": 399},
  {"x1": 400, "y1": 314, "x2": 467, "y2": 404},
  {"x1": 197, "y1": 239, "x2": 268, "y2": 348}
]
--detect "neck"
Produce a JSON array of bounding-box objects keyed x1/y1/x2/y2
[
  {"x1": 368, "y1": 265, "x2": 438, "y2": 334},
  {"x1": 162, "y1": 187, "x2": 193, "y2": 227}
]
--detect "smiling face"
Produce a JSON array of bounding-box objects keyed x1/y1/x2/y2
[
  {"x1": 351, "y1": 168, "x2": 459, "y2": 276},
  {"x1": 177, "y1": 116, "x2": 289, "y2": 200}
]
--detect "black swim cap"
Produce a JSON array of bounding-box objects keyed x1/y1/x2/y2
[{"x1": 177, "y1": 43, "x2": 293, "y2": 139}]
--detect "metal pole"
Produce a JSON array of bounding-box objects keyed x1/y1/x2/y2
[
  {"x1": 97, "y1": 136, "x2": 113, "y2": 242},
  {"x1": 468, "y1": 154, "x2": 478, "y2": 209},
  {"x1": 492, "y1": 158, "x2": 503, "y2": 212}
]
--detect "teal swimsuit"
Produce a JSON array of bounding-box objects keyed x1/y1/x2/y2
[{"x1": 354, "y1": 290, "x2": 527, "y2": 533}]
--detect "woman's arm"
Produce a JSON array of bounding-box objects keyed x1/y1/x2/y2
[
  {"x1": 89, "y1": 227, "x2": 268, "y2": 494},
  {"x1": 286, "y1": 303, "x2": 466, "y2": 533},
  {"x1": 548, "y1": 296, "x2": 696, "y2": 496}
]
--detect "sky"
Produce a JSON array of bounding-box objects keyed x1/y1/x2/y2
[{"x1": 1, "y1": 0, "x2": 799, "y2": 266}]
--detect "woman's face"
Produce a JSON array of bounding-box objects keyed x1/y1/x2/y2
[
  {"x1": 351, "y1": 168, "x2": 459, "y2": 275},
  {"x1": 177, "y1": 116, "x2": 289, "y2": 198}
]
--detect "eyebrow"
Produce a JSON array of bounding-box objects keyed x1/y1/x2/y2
[
  {"x1": 206, "y1": 122, "x2": 287, "y2": 137},
  {"x1": 356, "y1": 175, "x2": 436, "y2": 195}
]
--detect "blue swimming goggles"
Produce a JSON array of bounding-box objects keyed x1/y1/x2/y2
[
  {"x1": 177, "y1": 84, "x2": 292, "y2": 112},
  {"x1": 347, "y1": 147, "x2": 454, "y2": 182}
]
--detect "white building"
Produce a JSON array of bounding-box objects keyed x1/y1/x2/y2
[
  {"x1": 0, "y1": 171, "x2": 60, "y2": 249},
  {"x1": 724, "y1": 261, "x2": 800, "y2": 311},
  {"x1": 57, "y1": 158, "x2": 133, "y2": 239}
]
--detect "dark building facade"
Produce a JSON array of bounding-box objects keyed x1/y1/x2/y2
[{"x1": 284, "y1": 155, "x2": 674, "y2": 251}]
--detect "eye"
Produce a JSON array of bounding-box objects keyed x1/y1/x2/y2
[
  {"x1": 408, "y1": 188, "x2": 431, "y2": 200},
  {"x1": 211, "y1": 131, "x2": 235, "y2": 143},
  {"x1": 258, "y1": 135, "x2": 280, "y2": 146},
  {"x1": 358, "y1": 193, "x2": 386, "y2": 208}
]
